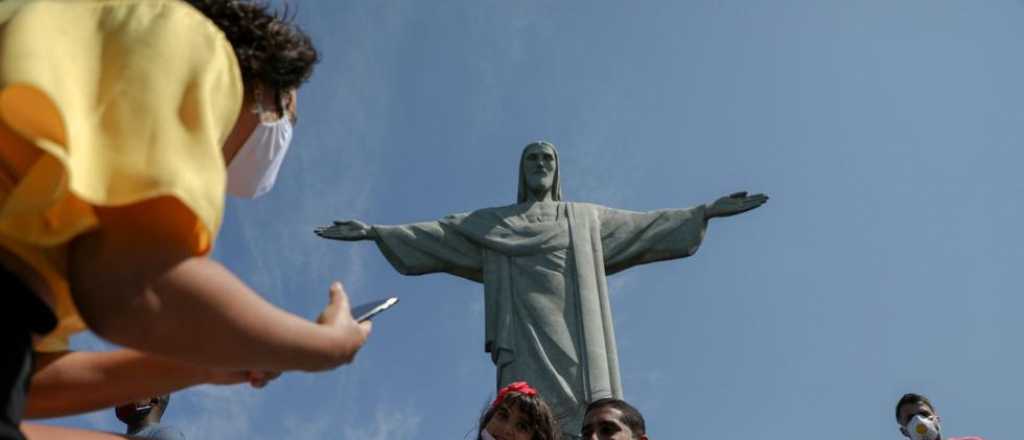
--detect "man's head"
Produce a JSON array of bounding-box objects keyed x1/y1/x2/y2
[
  {"x1": 517, "y1": 141, "x2": 562, "y2": 203},
  {"x1": 896, "y1": 393, "x2": 941, "y2": 440},
  {"x1": 581, "y1": 398, "x2": 648, "y2": 440},
  {"x1": 115, "y1": 394, "x2": 171, "y2": 427}
]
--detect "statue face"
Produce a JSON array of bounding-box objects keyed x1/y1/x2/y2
[{"x1": 521, "y1": 143, "x2": 557, "y2": 195}]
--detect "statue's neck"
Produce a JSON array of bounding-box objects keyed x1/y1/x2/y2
[{"x1": 526, "y1": 189, "x2": 555, "y2": 203}]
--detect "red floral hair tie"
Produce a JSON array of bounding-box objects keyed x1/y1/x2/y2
[{"x1": 492, "y1": 381, "x2": 538, "y2": 409}]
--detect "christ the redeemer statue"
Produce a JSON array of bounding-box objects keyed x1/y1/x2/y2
[{"x1": 315, "y1": 141, "x2": 767, "y2": 435}]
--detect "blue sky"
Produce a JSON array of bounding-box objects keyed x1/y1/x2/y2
[{"x1": 47, "y1": 0, "x2": 1024, "y2": 438}]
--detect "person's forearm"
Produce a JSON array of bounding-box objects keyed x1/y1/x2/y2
[
  {"x1": 69, "y1": 228, "x2": 358, "y2": 372},
  {"x1": 81, "y1": 257, "x2": 352, "y2": 371},
  {"x1": 26, "y1": 350, "x2": 213, "y2": 419},
  {"x1": 22, "y1": 423, "x2": 133, "y2": 439}
]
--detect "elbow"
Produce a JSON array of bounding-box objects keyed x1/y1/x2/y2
[
  {"x1": 67, "y1": 230, "x2": 178, "y2": 348},
  {"x1": 72, "y1": 282, "x2": 158, "y2": 348},
  {"x1": 78, "y1": 310, "x2": 129, "y2": 346},
  {"x1": 71, "y1": 280, "x2": 115, "y2": 338}
]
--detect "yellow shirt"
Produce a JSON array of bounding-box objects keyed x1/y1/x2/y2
[{"x1": 0, "y1": 0, "x2": 243, "y2": 351}]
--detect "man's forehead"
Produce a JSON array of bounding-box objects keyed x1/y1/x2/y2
[
  {"x1": 584, "y1": 407, "x2": 626, "y2": 425},
  {"x1": 898, "y1": 402, "x2": 935, "y2": 421}
]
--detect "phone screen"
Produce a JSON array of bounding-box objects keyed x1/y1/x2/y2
[{"x1": 351, "y1": 297, "x2": 398, "y2": 322}]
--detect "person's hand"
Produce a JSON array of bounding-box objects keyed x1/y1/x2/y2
[
  {"x1": 206, "y1": 369, "x2": 281, "y2": 389},
  {"x1": 314, "y1": 220, "x2": 376, "y2": 241},
  {"x1": 705, "y1": 191, "x2": 769, "y2": 219},
  {"x1": 316, "y1": 281, "x2": 373, "y2": 367},
  {"x1": 244, "y1": 371, "x2": 281, "y2": 388}
]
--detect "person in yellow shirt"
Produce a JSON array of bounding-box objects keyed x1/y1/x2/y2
[{"x1": 0, "y1": 1, "x2": 372, "y2": 439}]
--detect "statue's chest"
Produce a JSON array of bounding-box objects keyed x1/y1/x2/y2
[
  {"x1": 509, "y1": 202, "x2": 563, "y2": 225},
  {"x1": 478, "y1": 204, "x2": 571, "y2": 255},
  {"x1": 506, "y1": 206, "x2": 568, "y2": 240}
]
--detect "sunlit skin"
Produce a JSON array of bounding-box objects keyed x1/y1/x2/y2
[
  {"x1": 581, "y1": 407, "x2": 648, "y2": 440},
  {"x1": 62, "y1": 67, "x2": 371, "y2": 374},
  {"x1": 897, "y1": 402, "x2": 941, "y2": 439},
  {"x1": 484, "y1": 403, "x2": 536, "y2": 440},
  {"x1": 19, "y1": 81, "x2": 367, "y2": 437},
  {"x1": 521, "y1": 143, "x2": 557, "y2": 203}
]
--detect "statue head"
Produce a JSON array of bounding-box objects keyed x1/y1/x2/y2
[{"x1": 517, "y1": 141, "x2": 562, "y2": 203}]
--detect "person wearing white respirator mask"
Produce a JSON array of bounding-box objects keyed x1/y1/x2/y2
[
  {"x1": 896, "y1": 393, "x2": 984, "y2": 440},
  {"x1": 0, "y1": 1, "x2": 372, "y2": 439},
  {"x1": 904, "y1": 413, "x2": 940, "y2": 440}
]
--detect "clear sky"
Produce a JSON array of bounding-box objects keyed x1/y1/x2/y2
[{"x1": 48, "y1": 0, "x2": 1024, "y2": 438}]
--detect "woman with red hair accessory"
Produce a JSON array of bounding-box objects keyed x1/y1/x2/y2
[{"x1": 477, "y1": 381, "x2": 561, "y2": 440}]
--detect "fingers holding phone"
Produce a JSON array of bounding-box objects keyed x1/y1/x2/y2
[{"x1": 316, "y1": 281, "x2": 373, "y2": 366}]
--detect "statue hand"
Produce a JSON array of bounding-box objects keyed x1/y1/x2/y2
[
  {"x1": 706, "y1": 191, "x2": 769, "y2": 219},
  {"x1": 314, "y1": 220, "x2": 375, "y2": 241}
]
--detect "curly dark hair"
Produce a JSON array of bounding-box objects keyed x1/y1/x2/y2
[
  {"x1": 184, "y1": 0, "x2": 318, "y2": 95},
  {"x1": 477, "y1": 391, "x2": 561, "y2": 440}
]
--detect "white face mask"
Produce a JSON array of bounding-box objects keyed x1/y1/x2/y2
[
  {"x1": 480, "y1": 429, "x2": 497, "y2": 440},
  {"x1": 905, "y1": 414, "x2": 940, "y2": 440},
  {"x1": 227, "y1": 111, "x2": 293, "y2": 199},
  {"x1": 229, "y1": 113, "x2": 296, "y2": 197}
]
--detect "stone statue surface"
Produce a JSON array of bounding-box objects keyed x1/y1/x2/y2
[{"x1": 315, "y1": 141, "x2": 768, "y2": 434}]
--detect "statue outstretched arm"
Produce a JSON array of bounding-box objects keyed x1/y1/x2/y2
[
  {"x1": 596, "y1": 192, "x2": 766, "y2": 274},
  {"x1": 315, "y1": 220, "x2": 378, "y2": 241},
  {"x1": 315, "y1": 217, "x2": 484, "y2": 282},
  {"x1": 704, "y1": 191, "x2": 769, "y2": 220}
]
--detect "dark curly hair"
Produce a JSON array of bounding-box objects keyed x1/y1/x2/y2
[
  {"x1": 477, "y1": 391, "x2": 561, "y2": 440},
  {"x1": 184, "y1": 0, "x2": 318, "y2": 96}
]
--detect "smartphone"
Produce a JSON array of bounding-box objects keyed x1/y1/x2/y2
[{"x1": 351, "y1": 297, "x2": 399, "y2": 322}]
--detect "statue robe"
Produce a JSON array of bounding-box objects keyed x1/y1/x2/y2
[{"x1": 373, "y1": 201, "x2": 706, "y2": 432}]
